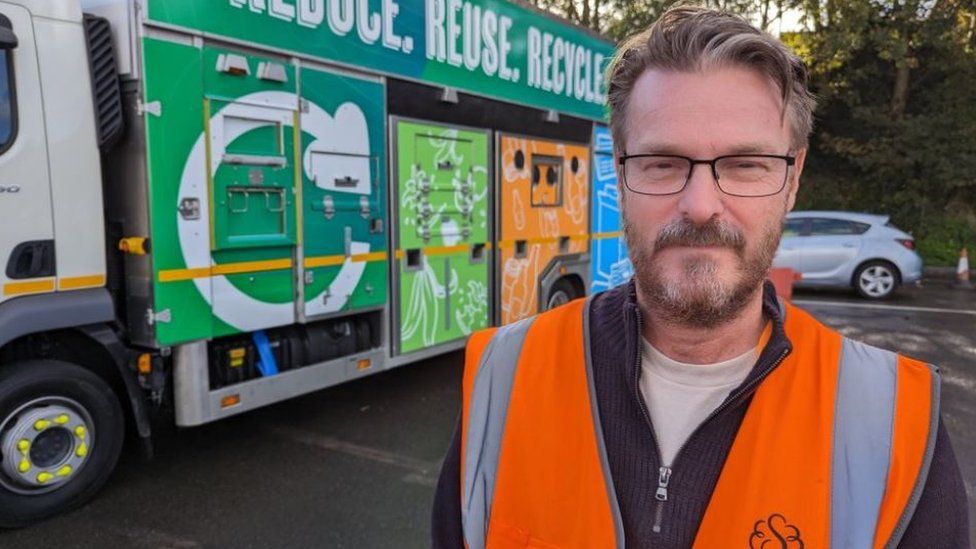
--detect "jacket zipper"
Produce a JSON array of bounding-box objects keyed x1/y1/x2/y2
[{"x1": 631, "y1": 303, "x2": 792, "y2": 536}]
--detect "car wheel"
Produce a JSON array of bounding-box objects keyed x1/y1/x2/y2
[
  {"x1": 0, "y1": 360, "x2": 124, "y2": 528},
  {"x1": 854, "y1": 261, "x2": 900, "y2": 300},
  {"x1": 546, "y1": 278, "x2": 578, "y2": 310}
]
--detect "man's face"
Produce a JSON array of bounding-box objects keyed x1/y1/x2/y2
[{"x1": 619, "y1": 66, "x2": 806, "y2": 328}]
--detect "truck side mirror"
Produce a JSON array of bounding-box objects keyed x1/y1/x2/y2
[{"x1": 0, "y1": 25, "x2": 17, "y2": 50}]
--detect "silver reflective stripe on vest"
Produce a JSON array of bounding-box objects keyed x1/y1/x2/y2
[
  {"x1": 462, "y1": 316, "x2": 536, "y2": 549},
  {"x1": 831, "y1": 338, "x2": 898, "y2": 548},
  {"x1": 582, "y1": 296, "x2": 625, "y2": 548}
]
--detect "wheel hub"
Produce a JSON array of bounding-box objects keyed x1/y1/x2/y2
[
  {"x1": 860, "y1": 266, "x2": 894, "y2": 297},
  {"x1": 548, "y1": 290, "x2": 570, "y2": 309},
  {"x1": 1, "y1": 402, "x2": 93, "y2": 491}
]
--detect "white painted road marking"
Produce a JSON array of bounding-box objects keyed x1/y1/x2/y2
[{"x1": 793, "y1": 300, "x2": 976, "y2": 316}]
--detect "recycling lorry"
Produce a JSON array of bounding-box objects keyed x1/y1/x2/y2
[{"x1": 0, "y1": 0, "x2": 630, "y2": 525}]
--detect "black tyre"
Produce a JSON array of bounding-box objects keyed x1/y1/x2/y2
[
  {"x1": 0, "y1": 360, "x2": 124, "y2": 528},
  {"x1": 853, "y1": 260, "x2": 900, "y2": 300},
  {"x1": 545, "y1": 278, "x2": 579, "y2": 310}
]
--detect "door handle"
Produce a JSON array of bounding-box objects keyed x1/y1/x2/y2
[{"x1": 842, "y1": 243, "x2": 857, "y2": 248}]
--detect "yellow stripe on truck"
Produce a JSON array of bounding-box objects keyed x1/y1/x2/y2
[
  {"x1": 4, "y1": 278, "x2": 56, "y2": 296},
  {"x1": 392, "y1": 243, "x2": 490, "y2": 260},
  {"x1": 590, "y1": 231, "x2": 624, "y2": 241},
  {"x1": 58, "y1": 274, "x2": 106, "y2": 290},
  {"x1": 305, "y1": 251, "x2": 388, "y2": 268},
  {"x1": 158, "y1": 259, "x2": 293, "y2": 283}
]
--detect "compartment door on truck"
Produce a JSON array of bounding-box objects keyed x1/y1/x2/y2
[
  {"x1": 299, "y1": 66, "x2": 387, "y2": 320},
  {"x1": 0, "y1": 5, "x2": 56, "y2": 304},
  {"x1": 203, "y1": 47, "x2": 298, "y2": 338},
  {"x1": 590, "y1": 125, "x2": 633, "y2": 293},
  {"x1": 392, "y1": 120, "x2": 490, "y2": 355},
  {"x1": 497, "y1": 135, "x2": 590, "y2": 325}
]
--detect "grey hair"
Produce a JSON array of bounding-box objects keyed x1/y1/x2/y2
[{"x1": 605, "y1": 4, "x2": 817, "y2": 152}]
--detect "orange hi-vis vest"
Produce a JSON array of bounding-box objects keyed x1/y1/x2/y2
[{"x1": 460, "y1": 297, "x2": 940, "y2": 549}]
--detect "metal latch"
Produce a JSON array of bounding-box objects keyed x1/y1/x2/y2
[
  {"x1": 178, "y1": 197, "x2": 200, "y2": 220},
  {"x1": 323, "y1": 195, "x2": 335, "y2": 220},
  {"x1": 359, "y1": 196, "x2": 370, "y2": 219},
  {"x1": 335, "y1": 176, "x2": 359, "y2": 188},
  {"x1": 146, "y1": 308, "x2": 172, "y2": 325},
  {"x1": 137, "y1": 100, "x2": 162, "y2": 117},
  {"x1": 437, "y1": 160, "x2": 455, "y2": 171},
  {"x1": 419, "y1": 177, "x2": 431, "y2": 194}
]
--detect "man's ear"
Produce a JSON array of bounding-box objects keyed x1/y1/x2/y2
[{"x1": 785, "y1": 147, "x2": 807, "y2": 212}]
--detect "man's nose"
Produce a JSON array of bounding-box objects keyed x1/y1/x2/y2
[{"x1": 677, "y1": 163, "x2": 726, "y2": 224}]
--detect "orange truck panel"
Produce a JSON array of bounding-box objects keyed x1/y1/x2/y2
[{"x1": 498, "y1": 135, "x2": 589, "y2": 325}]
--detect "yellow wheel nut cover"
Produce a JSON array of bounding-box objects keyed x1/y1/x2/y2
[
  {"x1": 74, "y1": 426, "x2": 86, "y2": 438},
  {"x1": 36, "y1": 472, "x2": 53, "y2": 484},
  {"x1": 18, "y1": 459, "x2": 30, "y2": 473},
  {"x1": 33, "y1": 419, "x2": 51, "y2": 431},
  {"x1": 17, "y1": 439, "x2": 29, "y2": 454},
  {"x1": 75, "y1": 443, "x2": 88, "y2": 458},
  {"x1": 56, "y1": 465, "x2": 72, "y2": 477},
  {"x1": 55, "y1": 414, "x2": 70, "y2": 425}
]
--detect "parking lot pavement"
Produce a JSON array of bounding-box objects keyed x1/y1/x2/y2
[
  {"x1": 793, "y1": 283, "x2": 976, "y2": 545},
  {"x1": 1, "y1": 282, "x2": 973, "y2": 548}
]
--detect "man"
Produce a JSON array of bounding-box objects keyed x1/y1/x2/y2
[{"x1": 432, "y1": 5, "x2": 969, "y2": 548}]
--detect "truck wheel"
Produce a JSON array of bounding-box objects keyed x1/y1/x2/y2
[
  {"x1": 0, "y1": 360, "x2": 124, "y2": 528},
  {"x1": 545, "y1": 278, "x2": 578, "y2": 310}
]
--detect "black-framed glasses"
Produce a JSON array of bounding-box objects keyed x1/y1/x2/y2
[{"x1": 618, "y1": 153, "x2": 796, "y2": 197}]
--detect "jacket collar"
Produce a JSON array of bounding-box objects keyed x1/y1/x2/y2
[{"x1": 621, "y1": 278, "x2": 794, "y2": 402}]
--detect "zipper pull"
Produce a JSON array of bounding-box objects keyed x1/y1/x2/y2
[{"x1": 656, "y1": 466, "x2": 672, "y2": 501}]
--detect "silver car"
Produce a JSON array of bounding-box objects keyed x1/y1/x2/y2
[{"x1": 773, "y1": 211, "x2": 923, "y2": 299}]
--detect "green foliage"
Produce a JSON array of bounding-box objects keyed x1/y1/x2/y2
[
  {"x1": 914, "y1": 216, "x2": 976, "y2": 266},
  {"x1": 788, "y1": 0, "x2": 976, "y2": 260}
]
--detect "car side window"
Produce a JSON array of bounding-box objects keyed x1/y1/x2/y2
[
  {"x1": 0, "y1": 15, "x2": 15, "y2": 154},
  {"x1": 809, "y1": 218, "x2": 857, "y2": 236},
  {"x1": 783, "y1": 218, "x2": 805, "y2": 237},
  {"x1": 851, "y1": 221, "x2": 871, "y2": 234}
]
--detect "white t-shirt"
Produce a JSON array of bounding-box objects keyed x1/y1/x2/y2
[{"x1": 639, "y1": 337, "x2": 757, "y2": 466}]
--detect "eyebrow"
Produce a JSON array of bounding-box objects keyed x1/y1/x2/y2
[{"x1": 625, "y1": 142, "x2": 783, "y2": 156}]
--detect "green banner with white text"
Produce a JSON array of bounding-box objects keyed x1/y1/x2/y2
[{"x1": 147, "y1": 0, "x2": 614, "y2": 120}]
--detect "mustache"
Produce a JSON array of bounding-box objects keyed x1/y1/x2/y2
[{"x1": 653, "y1": 218, "x2": 746, "y2": 254}]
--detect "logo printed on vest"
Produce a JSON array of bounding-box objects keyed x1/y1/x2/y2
[{"x1": 749, "y1": 513, "x2": 804, "y2": 548}]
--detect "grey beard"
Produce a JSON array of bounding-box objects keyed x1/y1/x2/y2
[{"x1": 625, "y1": 216, "x2": 782, "y2": 329}]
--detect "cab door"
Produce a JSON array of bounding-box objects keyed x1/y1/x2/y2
[{"x1": 0, "y1": 5, "x2": 56, "y2": 304}]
